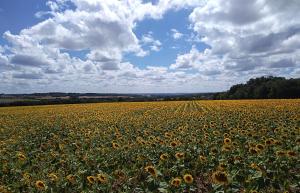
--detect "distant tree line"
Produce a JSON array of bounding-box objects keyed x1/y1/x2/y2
[
  {"x1": 0, "y1": 95, "x2": 211, "y2": 107},
  {"x1": 214, "y1": 76, "x2": 300, "y2": 99}
]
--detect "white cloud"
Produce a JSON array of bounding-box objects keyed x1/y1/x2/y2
[
  {"x1": 0, "y1": 53, "x2": 9, "y2": 68},
  {"x1": 46, "y1": 1, "x2": 59, "y2": 11},
  {"x1": 170, "y1": 46, "x2": 223, "y2": 75},
  {"x1": 141, "y1": 32, "x2": 162, "y2": 52},
  {"x1": 169, "y1": 0, "x2": 300, "y2": 79},
  {"x1": 171, "y1": 29, "x2": 183, "y2": 40},
  {"x1": 0, "y1": 46, "x2": 4, "y2": 53}
]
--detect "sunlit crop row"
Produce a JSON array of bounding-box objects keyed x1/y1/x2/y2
[{"x1": 0, "y1": 100, "x2": 299, "y2": 192}]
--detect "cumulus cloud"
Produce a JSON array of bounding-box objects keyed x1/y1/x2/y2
[
  {"x1": 170, "y1": 46, "x2": 223, "y2": 75},
  {"x1": 170, "y1": 0, "x2": 300, "y2": 81},
  {"x1": 171, "y1": 29, "x2": 183, "y2": 40},
  {"x1": 141, "y1": 32, "x2": 162, "y2": 52}
]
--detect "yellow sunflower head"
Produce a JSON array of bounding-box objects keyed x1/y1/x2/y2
[
  {"x1": 250, "y1": 163, "x2": 261, "y2": 171},
  {"x1": 218, "y1": 163, "x2": 227, "y2": 171},
  {"x1": 223, "y1": 133, "x2": 229, "y2": 138},
  {"x1": 170, "y1": 141, "x2": 178, "y2": 147},
  {"x1": 112, "y1": 142, "x2": 120, "y2": 149},
  {"x1": 66, "y1": 174, "x2": 76, "y2": 184},
  {"x1": 210, "y1": 147, "x2": 218, "y2": 154},
  {"x1": 48, "y1": 173, "x2": 58, "y2": 182},
  {"x1": 198, "y1": 155, "x2": 207, "y2": 162},
  {"x1": 35, "y1": 180, "x2": 46, "y2": 190},
  {"x1": 212, "y1": 171, "x2": 229, "y2": 185},
  {"x1": 222, "y1": 145, "x2": 231, "y2": 152},
  {"x1": 164, "y1": 132, "x2": 172, "y2": 138},
  {"x1": 286, "y1": 150, "x2": 297, "y2": 158},
  {"x1": 175, "y1": 152, "x2": 185, "y2": 160},
  {"x1": 97, "y1": 173, "x2": 108, "y2": 184},
  {"x1": 183, "y1": 174, "x2": 193, "y2": 184},
  {"x1": 223, "y1": 138, "x2": 231, "y2": 144},
  {"x1": 256, "y1": 144, "x2": 265, "y2": 151},
  {"x1": 144, "y1": 166, "x2": 157, "y2": 177},
  {"x1": 276, "y1": 150, "x2": 286, "y2": 157},
  {"x1": 87, "y1": 176, "x2": 97, "y2": 184},
  {"x1": 265, "y1": 138, "x2": 274, "y2": 145},
  {"x1": 17, "y1": 152, "x2": 26, "y2": 161},
  {"x1": 170, "y1": 177, "x2": 182, "y2": 187},
  {"x1": 23, "y1": 173, "x2": 31, "y2": 180},
  {"x1": 160, "y1": 153, "x2": 168, "y2": 161},
  {"x1": 249, "y1": 148, "x2": 258, "y2": 155}
]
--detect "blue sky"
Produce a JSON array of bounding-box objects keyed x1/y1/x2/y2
[
  {"x1": 0, "y1": 0, "x2": 299, "y2": 93},
  {"x1": 128, "y1": 9, "x2": 199, "y2": 68},
  {"x1": 0, "y1": 1, "x2": 43, "y2": 32}
]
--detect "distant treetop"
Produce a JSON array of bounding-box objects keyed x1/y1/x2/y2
[{"x1": 214, "y1": 76, "x2": 300, "y2": 99}]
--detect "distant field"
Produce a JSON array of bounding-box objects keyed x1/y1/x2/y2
[
  {"x1": 0, "y1": 98, "x2": 39, "y2": 104},
  {"x1": 0, "y1": 100, "x2": 299, "y2": 192}
]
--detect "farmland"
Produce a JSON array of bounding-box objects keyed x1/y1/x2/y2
[{"x1": 0, "y1": 100, "x2": 299, "y2": 192}]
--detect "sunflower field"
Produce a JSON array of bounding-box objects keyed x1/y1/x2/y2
[{"x1": 0, "y1": 100, "x2": 299, "y2": 193}]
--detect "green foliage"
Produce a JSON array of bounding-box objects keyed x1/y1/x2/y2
[{"x1": 214, "y1": 76, "x2": 300, "y2": 99}]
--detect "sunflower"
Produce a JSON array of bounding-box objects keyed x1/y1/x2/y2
[
  {"x1": 112, "y1": 142, "x2": 120, "y2": 149},
  {"x1": 23, "y1": 173, "x2": 31, "y2": 180},
  {"x1": 48, "y1": 173, "x2": 58, "y2": 182},
  {"x1": 140, "y1": 140, "x2": 146, "y2": 145},
  {"x1": 286, "y1": 150, "x2": 297, "y2": 158},
  {"x1": 218, "y1": 163, "x2": 227, "y2": 171},
  {"x1": 66, "y1": 174, "x2": 76, "y2": 184},
  {"x1": 175, "y1": 152, "x2": 185, "y2": 160},
  {"x1": 183, "y1": 174, "x2": 193, "y2": 184},
  {"x1": 249, "y1": 148, "x2": 258, "y2": 154},
  {"x1": 210, "y1": 147, "x2": 218, "y2": 154},
  {"x1": 213, "y1": 131, "x2": 220, "y2": 136},
  {"x1": 177, "y1": 127, "x2": 184, "y2": 132},
  {"x1": 265, "y1": 138, "x2": 274, "y2": 145},
  {"x1": 249, "y1": 163, "x2": 260, "y2": 171},
  {"x1": 170, "y1": 177, "x2": 182, "y2": 187},
  {"x1": 276, "y1": 150, "x2": 286, "y2": 157},
  {"x1": 97, "y1": 173, "x2": 108, "y2": 184},
  {"x1": 222, "y1": 145, "x2": 231, "y2": 152},
  {"x1": 17, "y1": 152, "x2": 26, "y2": 161},
  {"x1": 198, "y1": 155, "x2": 207, "y2": 162},
  {"x1": 170, "y1": 141, "x2": 177, "y2": 147},
  {"x1": 150, "y1": 143, "x2": 157, "y2": 147},
  {"x1": 144, "y1": 166, "x2": 157, "y2": 177},
  {"x1": 160, "y1": 153, "x2": 168, "y2": 161},
  {"x1": 256, "y1": 144, "x2": 265, "y2": 151},
  {"x1": 224, "y1": 138, "x2": 231, "y2": 145},
  {"x1": 35, "y1": 180, "x2": 46, "y2": 190},
  {"x1": 247, "y1": 142, "x2": 255, "y2": 148},
  {"x1": 250, "y1": 190, "x2": 258, "y2": 193},
  {"x1": 212, "y1": 171, "x2": 229, "y2": 185},
  {"x1": 164, "y1": 132, "x2": 172, "y2": 138},
  {"x1": 234, "y1": 156, "x2": 242, "y2": 162},
  {"x1": 87, "y1": 176, "x2": 96, "y2": 184},
  {"x1": 223, "y1": 133, "x2": 229, "y2": 138}
]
